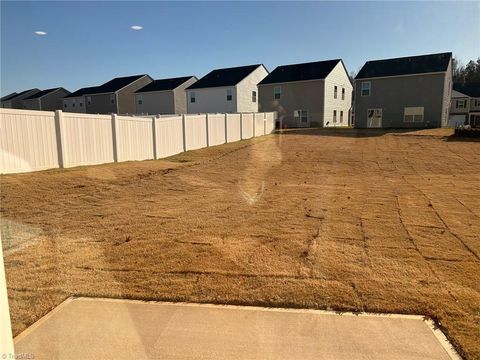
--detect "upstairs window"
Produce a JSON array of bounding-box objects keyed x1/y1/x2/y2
[
  {"x1": 274, "y1": 86, "x2": 281, "y2": 100},
  {"x1": 110, "y1": 95, "x2": 115, "y2": 104},
  {"x1": 361, "y1": 81, "x2": 371, "y2": 97},
  {"x1": 456, "y1": 99, "x2": 466, "y2": 109},
  {"x1": 252, "y1": 91, "x2": 257, "y2": 102},
  {"x1": 190, "y1": 92, "x2": 196, "y2": 103},
  {"x1": 137, "y1": 95, "x2": 143, "y2": 105},
  {"x1": 334, "y1": 86, "x2": 338, "y2": 99},
  {"x1": 342, "y1": 88, "x2": 345, "y2": 100},
  {"x1": 226, "y1": 89, "x2": 233, "y2": 101}
]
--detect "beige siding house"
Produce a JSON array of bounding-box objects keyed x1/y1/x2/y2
[
  {"x1": 84, "y1": 75, "x2": 153, "y2": 115},
  {"x1": 22, "y1": 88, "x2": 70, "y2": 111},
  {"x1": 449, "y1": 83, "x2": 480, "y2": 127},
  {"x1": 258, "y1": 59, "x2": 352, "y2": 127},
  {"x1": 1, "y1": 89, "x2": 40, "y2": 109},
  {"x1": 186, "y1": 64, "x2": 268, "y2": 113},
  {"x1": 135, "y1": 76, "x2": 197, "y2": 115}
]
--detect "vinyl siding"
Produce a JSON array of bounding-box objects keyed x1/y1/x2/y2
[
  {"x1": 63, "y1": 97, "x2": 87, "y2": 113},
  {"x1": 235, "y1": 66, "x2": 268, "y2": 112},
  {"x1": 117, "y1": 76, "x2": 153, "y2": 114},
  {"x1": 172, "y1": 77, "x2": 197, "y2": 114},
  {"x1": 354, "y1": 72, "x2": 448, "y2": 128},
  {"x1": 86, "y1": 93, "x2": 116, "y2": 114},
  {"x1": 258, "y1": 80, "x2": 325, "y2": 127},
  {"x1": 136, "y1": 91, "x2": 175, "y2": 115},
  {"x1": 186, "y1": 86, "x2": 237, "y2": 113},
  {"x1": 323, "y1": 62, "x2": 353, "y2": 127}
]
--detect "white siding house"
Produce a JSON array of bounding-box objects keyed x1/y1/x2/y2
[
  {"x1": 186, "y1": 64, "x2": 268, "y2": 114},
  {"x1": 323, "y1": 61, "x2": 353, "y2": 127}
]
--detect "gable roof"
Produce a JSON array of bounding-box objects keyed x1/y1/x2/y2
[
  {"x1": 91, "y1": 74, "x2": 149, "y2": 94},
  {"x1": 453, "y1": 82, "x2": 480, "y2": 98},
  {"x1": 64, "y1": 86, "x2": 102, "y2": 98},
  {"x1": 186, "y1": 64, "x2": 264, "y2": 90},
  {"x1": 259, "y1": 59, "x2": 341, "y2": 85},
  {"x1": 24, "y1": 87, "x2": 66, "y2": 100},
  {"x1": 355, "y1": 52, "x2": 452, "y2": 79},
  {"x1": 136, "y1": 76, "x2": 196, "y2": 93},
  {"x1": 3, "y1": 88, "x2": 40, "y2": 101},
  {"x1": 1, "y1": 92, "x2": 18, "y2": 101}
]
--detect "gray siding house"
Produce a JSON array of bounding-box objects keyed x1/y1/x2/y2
[
  {"x1": 22, "y1": 87, "x2": 70, "y2": 111},
  {"x1": 354, "y1": 52, "x2": 452, "y2": 129},
  {"x1": 1, "y1": 88, "x2": 40, "y2": 109},
  {"x1": 84, "y1": 74, "x2": 153, "y2": 115},
  {"x1": 135, "y1": 76, "x2": 197, "y2": 115},
  {"x1": 63, "y1": 86, "x2": 101, "y2": 113},
  {"x1": 449, "y1": 82, "x2": 480, "y2": 128},
  {"x1": 258, "y1": 59, "x2": 352, "y2": 128}
]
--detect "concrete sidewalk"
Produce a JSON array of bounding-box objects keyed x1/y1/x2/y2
[{"x1": 14, "y1": 297, "x2": 460, "y2": 360}]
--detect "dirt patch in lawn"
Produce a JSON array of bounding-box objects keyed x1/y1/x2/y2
[{"x1": 1, "y1": 129, "x2": 479, "y2": 358}]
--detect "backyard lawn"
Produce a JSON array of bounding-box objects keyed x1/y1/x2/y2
[{"x1": 1, "y1": 128, "x2": 479, "y2": 359}]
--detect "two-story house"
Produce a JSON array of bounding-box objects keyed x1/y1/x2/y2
[
  {"x1": 186, "y1": 64, "x2": 268, "y2": 114},
  {"x1": 258, "y1": 59, "x2": 352, "y2": 128},
  {"x1": 1, "y1": 89, "x2": 40, "y2": 109},
  {"x1": 354, "y1": 52, "x2": 452, "y2": 128},
  {"x1": 450, "y1": 82, "x2": 480, "y2": 128},
  {"x1": 22, "y1": 87, "x2": 70, "y2": 111},
  {"x1": 63, "y1": 86, "x2": 101, "y2": 113}
]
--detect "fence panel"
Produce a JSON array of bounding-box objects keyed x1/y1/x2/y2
[
  {"x1": 226, "y1": 114, "x2": 241, "y2": 143},
  {"x1": 155, "y1": 116, "x2": 184, "y2": 158},
  {"x1": 241, "y1": 113, "x2": 254, "y2": 139},
  {"x1": 254, "y1": 113, "x2": 265, "y2": 137},
  {"x1": 184, "y1": 115, "x2": 207, "y2": 151},
  {"x1": 265, "y1": 112, "x2": 275, "y2": 134},
  {"x1": 62, "y1": 112, "x2": 114, "y2": 167},
  {"x1": 207, "y1": 114, "x2": 226, "y2": 146},
  {"x1": 116, "y1": 116, "x2": 154, "y2": 162},
  {"x1": 0, "y1": 109, "x2": 59, "y2": 174}
]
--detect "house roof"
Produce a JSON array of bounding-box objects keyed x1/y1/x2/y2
[
  {"x1": 3, "y1": 88, "x2": 40, "y2": 101},
  {"x1": 453, "y1": 82, "x2": 480, "y2": 98},
  {"x1": 64, "y1": 86, "x2": 102, "y2": 98},
  {"x1": 92, "y1": 74, "x2": 149, "y2": 94},
  {"x1": 258, "y1": 59, "x2": 341, "y2": 85},
  {"x1": 24, "y1": 87, "x2": 66, "y2": 100},
  {"x1": 186, "y1": 65, "x2": 264, "y2": 90},
  {"x1": 136, "y1": 76, "x2": 196, "y2": 93},
  {"x1": 1, "y1": 92, "x2": 18, "y2": 101},
  {"x1": 355, "y1": 52, "x2": 452, "y2": 79}
]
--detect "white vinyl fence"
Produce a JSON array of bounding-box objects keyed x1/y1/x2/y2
[{"x1": 0, "y1": 109, "x2": 277, "y2": 174}]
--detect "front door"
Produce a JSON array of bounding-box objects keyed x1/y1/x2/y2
[{"x1": 367, "y1": 109, "x2": 382, "y2": 128}]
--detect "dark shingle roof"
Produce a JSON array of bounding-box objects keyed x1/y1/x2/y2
[
  {"x1": 186, "y1": 65, "x2": 263, "y2": 89},
  {"x1": 453, "y1": 82, "x2": 480, "y2": 98},
  {"x1": 24, "y1": 87, "x2": 65, "y2": 100},
  {"x1": 136, "y1": 76, "x2": 196, "y2": 93},
  {"x1": 3, "y1": 88, "x2": 40, "y2": 101},
  {"x1": 355, "y1": 52, "x2": 452, "y2": 79},
  {"x1": 93, "y1": 74, "x2": 149, "y2": 93},
  {"x1": 259, "y1": 59, "x2": 341, "y2": 85},
  {"x1": 1, "y1": 92, "x2": 18, "y2": 101},
  {"x1": 64, "y1": 86, "x2": 102, "y2": 98}
]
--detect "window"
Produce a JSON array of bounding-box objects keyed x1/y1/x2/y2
[
  {"x1": 334, "y1": 86, "x2": 338, "y2": 99},
  {"x1": 361, "y1": 81, "x2": 371, "y2": 96},
  {"x1": 64, "y1": 103, "x2": 67, "y2": 108},
  {"x1": 252, "y1": 91, "x2": 257, "y2": 102},
  {"x1": 137, "y1": 95, "x2": 143, "y2": 105},
  {"x1": 72, "y1": 103, "x2": 75, "y2": 108},
  {"x1": 190, "y1": 92, "x2": 196, "y2": 103},
  {"x1": 274, "y1": 86, "x2": 281, "y2": 100},
  {"x1": 226, "y1": 89, "x2": 233, "y2": 101},
  {"x1": 456, "y1": 99, "x2": 467, "y2": 109},
  {"x1": 404, "y1": 107, "x2": 424, "y2": 123},
  {"x1": 87, "y1": 96, "x2": 91, "y2": 105},
  {"x1": 79, "y1": 102, "x2": 83, "y2": 107},
  {"x1": 294, "y1": 110, "x2": 308, "y2": 123},
  {"x1": 333, "y1": 110, "x2": 337, "y2": 123},
  {"x1": 110, "y1": 95, "x2": 115, "y2": 104},
  {"x1": 340, "y1": 111, "x2": 343, "y2": 123},
  {"x1": 342, "y1": 88, "x2": 345, "y2": 100}
]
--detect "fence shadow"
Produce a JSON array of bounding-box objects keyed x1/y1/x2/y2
[{"x1": 275, "y1": 128, "x2": 415, "y2": 138}]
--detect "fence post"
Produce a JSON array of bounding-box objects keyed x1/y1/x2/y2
[
  {"x1": 263, "y1": 112, "x2": 266, "y2": 135},
  {"x1": 111, "y1": 113, "x2": 119, "y2": 162},
  {"x1": 252, "y1": 112, "x2": 255, "y2": 137},
  {"x1": 240, "y1": 113, "x2": 243, "y2": 140},
  {"x1": 205, "y1": 114, "x2": 210, "y2": 147},
  {"x1": 152, "y1": 116, "x2": 157, "y2": 160},
  {"x1": 181, "y1": 114, "x2": 187, "y2": 152},
  {"x1": 224, "y1": 113, "x2": 228, "y2": 143},
  {"x1": 54, "y1": 110, "x2": 65, "y2": 168}
]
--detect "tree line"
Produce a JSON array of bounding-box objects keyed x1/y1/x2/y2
[{"x1": 452, "y1": 58, "x2": 480, "y2": 83}]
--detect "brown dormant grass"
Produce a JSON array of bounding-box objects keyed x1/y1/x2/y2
[{"x1": 1, "y1": 129, "x2": 479, "y2": 358}]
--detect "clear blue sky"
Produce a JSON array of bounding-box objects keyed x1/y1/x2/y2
[{"x1": 1, "y1": 1, "x2": 479, "y2": 96}]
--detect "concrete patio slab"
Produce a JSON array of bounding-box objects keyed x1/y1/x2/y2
[{"x1": 14, "y1": 297, "x2": 460, "y2": 360}]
